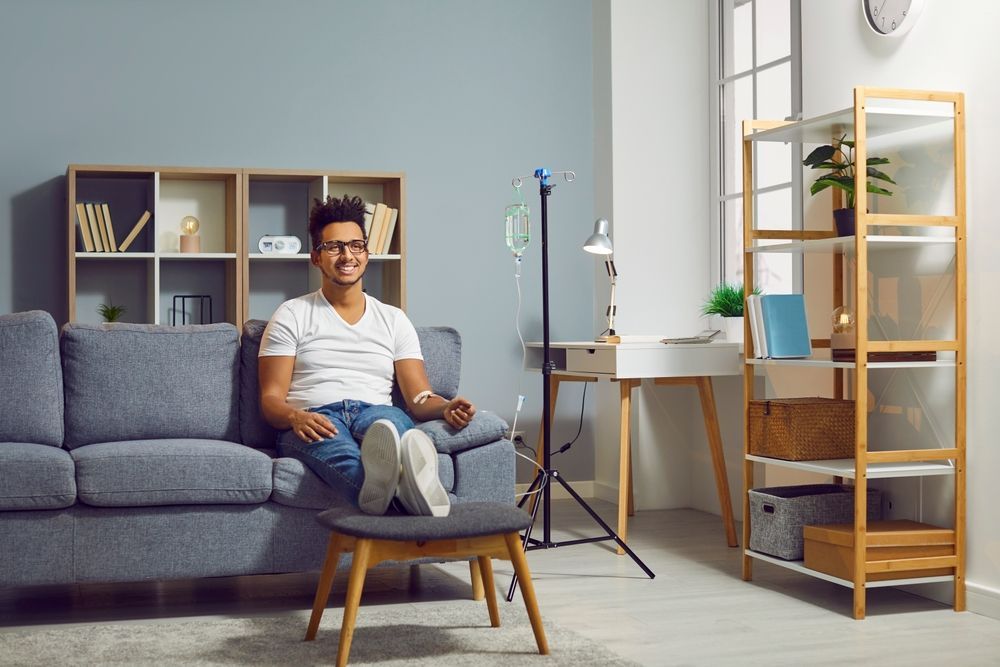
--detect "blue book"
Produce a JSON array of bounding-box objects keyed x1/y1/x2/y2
[{"x1": 760, "y1": 294, "x2": 812, "y2": 358}]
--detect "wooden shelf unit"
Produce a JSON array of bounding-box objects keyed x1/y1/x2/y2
[
  {"x1": 241, "y1": 168, "x2": 405, "y2": 322},
  {"x1": 739, "y1": 87, "x2": 966, "y2": 619},
  {"x1": 67, "y1": 165, "x2": 406, "y2": 326}
]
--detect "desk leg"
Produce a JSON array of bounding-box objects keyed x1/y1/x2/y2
[
  {"x1": 617, "y1": 379, "x2": 637, "y2": 555},
  {"x1": 695, "y1": 377, "x2": 738, "y2": 547}
]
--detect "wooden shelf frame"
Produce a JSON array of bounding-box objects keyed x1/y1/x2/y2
[
  {"x1": 68, "y1": 165, "x2": 407, "y2": 326},
  {"x1": 739, "y1": 87, "x2": 966, "y2": 619}
]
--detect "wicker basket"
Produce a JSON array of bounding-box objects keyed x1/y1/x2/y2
[{"x1": 749, "y1": 397, "x2": 854, "y2": 460}]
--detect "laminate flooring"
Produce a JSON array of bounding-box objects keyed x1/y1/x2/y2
[{"x1": 3, "y1": 499, "x2": 1000, "y2": 666}]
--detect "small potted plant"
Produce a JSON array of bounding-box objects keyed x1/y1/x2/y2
[
  {"x1": 702, "y1": 282, "x2": 758, "y2": 342},
  {"x1": 802, "y1": 134, "x2": 895, "y2": 236},
  {"x1": 97, "y1": 302, "x2": 126, "y2": 323}
]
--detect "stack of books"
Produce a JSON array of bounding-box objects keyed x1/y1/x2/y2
[
  {"x1": 75, "y1": 203, "x2": 151, "y2": 253},
  {"x1": 363, "y1": 202, "x2": 399, "y2": 255},
  {"x1": 747, "y1": 293, "x2": 812, "y2": 359}
]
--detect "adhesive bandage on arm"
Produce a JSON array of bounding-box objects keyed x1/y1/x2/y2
[{"x1": 413, "y1": 390, "x2": 441, "y2": 405}]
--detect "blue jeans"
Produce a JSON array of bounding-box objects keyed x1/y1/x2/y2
[{"x1": 276, "y1": 400, "x2": 414, "y2": 505}]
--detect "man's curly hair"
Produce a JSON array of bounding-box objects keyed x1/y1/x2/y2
[{"x1": 308, "y1": 195, "x2": 366, "y2": 249}]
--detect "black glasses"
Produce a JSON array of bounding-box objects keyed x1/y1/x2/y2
[{"x1": 314, "y1": 239, "x2": 368, "y2": 256}]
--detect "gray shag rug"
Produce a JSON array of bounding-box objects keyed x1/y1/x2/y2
[{"x1": 0, "y1": 601, "x2": 638, "y2": 666}]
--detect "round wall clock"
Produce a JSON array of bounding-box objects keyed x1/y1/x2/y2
[{"x1": 862, "y1": 0, "x2": 925, "y2": 37}]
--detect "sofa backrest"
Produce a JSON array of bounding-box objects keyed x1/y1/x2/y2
[
  {"x1": 61, "y1": 322, "x2": 241, "y2": 449},
  {"x1": 0, "y1": 310, "x2": 64, "y2": 447},
  {"x1": 239, "y1": 320, "x2": 462, "y2": 448}
]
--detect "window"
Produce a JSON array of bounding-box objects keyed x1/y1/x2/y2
[{"x1": 710, "y1": 0, "x2": 801, "y2": 293}]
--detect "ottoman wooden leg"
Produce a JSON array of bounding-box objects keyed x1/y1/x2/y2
[
  {"x1": 503, "y1": 532, "x2": 548, "y2": 655},
  {"x1": 305, "y1": 533, "x2": 344, "y2": 641},
  {"x1": 470, "y1": 559, "x2": 485, "y2": 601},
  {"x1": 337, "y1": 537, "x2": 373, "y2": 667},
  {"x1": 478, "y1": 555, "x2": 500, "y2": 627}
]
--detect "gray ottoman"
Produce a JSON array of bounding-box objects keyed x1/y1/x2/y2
[{"x1": 304, "y1": 502, "x2": 547, "y2": 665}]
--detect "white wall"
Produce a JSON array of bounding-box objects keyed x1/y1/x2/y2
[
  {"x1": 592, "y1": 0, "x2": 747, "y2": 518},
  {"x1": 800, "y1": 1, "x2": 1000, "y2": 619}
]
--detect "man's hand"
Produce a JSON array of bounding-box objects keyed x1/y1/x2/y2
[
  {"x1": 289, "y1": 409, "x2": 337, "y2": 443},
  {"x1": 443, "y1": 397, "x2": 476, "y2": 429}
]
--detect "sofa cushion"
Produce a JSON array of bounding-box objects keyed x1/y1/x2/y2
[
  {"x1": 270, "y1": 456, "x2": 342, "y2": 509},
  {"x1": 415, "y1": 411, "x2": 509, "y2": 454},
  {"x1": 0, "y1": 311, "x2": 64, "y2": 447},
  {"x1": 72, "y1": 440, "x2": 272, "y2": 507},
  {"x1": 239, "y1": 319, "x2": 281, "y2": 449},
  {"x1": 61, "y1": 323, "x2": 241, "y2": 449},
  {"x1": 0, "y1": 443, "x2": 76, "y2": 510}
]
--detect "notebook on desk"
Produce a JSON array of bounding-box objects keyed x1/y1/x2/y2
[{"x1": 661, "y1": 329, "x2": 721, "y2": 345}]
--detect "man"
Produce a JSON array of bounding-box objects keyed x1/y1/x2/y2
[{"x1": 258, "y1": 194, "x2": 475, "y2": 517}]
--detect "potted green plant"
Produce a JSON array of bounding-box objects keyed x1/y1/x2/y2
[
  {"x1": 97, "y1": 302, "x2": 126, "y2": 323},
  {"x1": 802, "y1": 135, "x2": 895, "y2": 236},
  {"x1": 702, "y1": 282, "x2": 759, "y2": 343}
]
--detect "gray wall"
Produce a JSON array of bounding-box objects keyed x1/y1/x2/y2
[{"x1": 0, "y1": 0, "x2": 598, "y2": 483}]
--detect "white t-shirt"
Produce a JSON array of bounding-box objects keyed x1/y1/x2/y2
[{"x1": 259, "y1": 291, "x2": 423, "y2": 409}]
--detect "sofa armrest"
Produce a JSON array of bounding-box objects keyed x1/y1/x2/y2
[{"x1": 415, "y1": 411, "x2": 509, "y2": 455}]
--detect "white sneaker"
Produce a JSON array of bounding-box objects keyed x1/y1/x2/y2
[
  {"x1": 397, "y1": 429, "x2": 451, "y2": 517},
  {"x1": 358, "y1": 420, "x2": 401, "y2": 515}
]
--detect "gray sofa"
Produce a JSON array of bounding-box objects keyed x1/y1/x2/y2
[{"x1": 0, "y1": 311, "x2": 515, "y2": 587}]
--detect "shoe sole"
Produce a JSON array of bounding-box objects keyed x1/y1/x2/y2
[
  {"x1": 358, "y1": 420, "x2": 401, "y2": 515},
  {"x1": 399, "y1": 430, "x2": 450, "y2": 517}
]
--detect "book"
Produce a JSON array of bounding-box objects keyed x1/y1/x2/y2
[
  {"x1": 101, "y1": 203, "x2": 118, "y2": 252},
  {"x1": 75, "y1": 202, "x2": 95, "y2": 252},
  {"x1": 379, "y1": 207, "x2": 398, "y2": 254},
  {"x1": 759, "y1": 294, "x2": 811, "y2": 358},
  {"x1": 363, "y1": 202, "x2": 376, "y2": 238},
  {"x1": 93, "y1": 203, "x2": 112, "y2": 252},
  {"x1": 368, "y1": 203, "x2": 387, "y2": 254},
  {"x1": 747, "y1": 294, "x2": 767, "y2": 358},
  {"x1": 661, "y1": 329, "x2": 721, "y2": 344},
  {"x1": 85, "y1": 203, "x2": 105, "y2": 252},
  {"x1": 118, "y1": 210, "x2": 151, "y2": 252}
]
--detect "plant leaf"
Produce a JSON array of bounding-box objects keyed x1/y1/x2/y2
[
  {"x1": 802, "y1": 145, "x2": 837, "y2": 166},
  {"x1": 866, "y1": 167, "x2": 896, "y2": 184},
  {"x1": 867, "y1": 183, "x2": 894, "y2": 196},
  {"x1": 866, "y1": 157, "x2": 890, "y2": 165}
]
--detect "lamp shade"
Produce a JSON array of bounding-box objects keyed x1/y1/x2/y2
[{"x1": 583, "y1": 218, "x2": 613, "y2": 255}]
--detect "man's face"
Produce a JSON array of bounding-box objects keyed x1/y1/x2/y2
[{"x1": 312, "y1": 221, "x2": 368, "y2": 287}]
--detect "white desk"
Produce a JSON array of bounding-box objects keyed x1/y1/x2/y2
[{"x1": 527, "y1": 340, "x2": 741, "y2": 551}]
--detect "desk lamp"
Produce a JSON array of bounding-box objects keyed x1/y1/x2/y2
[{"x1": 583, "y1": 218, "x2": 619, "y2": 343}]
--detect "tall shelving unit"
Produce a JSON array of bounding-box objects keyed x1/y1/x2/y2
[
  {"x1": 740, "y1": 87, "x2": 966, "y2": 619},
  {"x1": 67, "y1": 165, "x2": 405, "y2": 325}
]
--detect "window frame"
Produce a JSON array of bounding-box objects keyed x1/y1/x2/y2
[{"x1": 709, "y1": 0, "x2": 804, "y2": 292}]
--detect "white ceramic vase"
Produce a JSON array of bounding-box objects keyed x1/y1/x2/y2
[{"x1": 722, "y1": 316, "x2": 744, "y2": 343}]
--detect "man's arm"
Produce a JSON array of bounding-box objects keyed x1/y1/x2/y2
[
  {"x1": 259, "y1": 355, "x2": 336, "y2": 443},
  {"x1": 395, "y1": 358, "x2": 476, "y2": 429}
]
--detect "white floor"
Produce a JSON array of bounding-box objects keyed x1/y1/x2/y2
[{"x1": 4, "y1": 499, "x2": 1000, "y2": 666}]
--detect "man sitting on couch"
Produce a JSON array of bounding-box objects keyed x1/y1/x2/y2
[{"x1": 258, "y1": 194, "x2": 476, "y2": 518}]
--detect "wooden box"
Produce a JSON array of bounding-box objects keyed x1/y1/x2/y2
[{"x1": 803, "y1": 520, "x2": 955, "y2": 581}]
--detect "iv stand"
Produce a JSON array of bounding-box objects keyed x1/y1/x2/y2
[{"x1": 506, "y1": 168, "x2": 655, "y2": 602}]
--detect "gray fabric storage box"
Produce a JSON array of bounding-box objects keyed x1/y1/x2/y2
[{"x1": 748, "y1": 484, "x2": 882, "y2": 560}]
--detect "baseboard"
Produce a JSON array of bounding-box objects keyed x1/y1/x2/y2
[
  {"x1": 515, "y1": 479, "x2": 596, "y2": 500},
  {"x1": 967, "y1": 581, "x2": 1000, "y2": 620}
]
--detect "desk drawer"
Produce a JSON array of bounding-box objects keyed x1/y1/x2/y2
[{"x1": 566, "y1": 347, "x2": 616, "y2": 374}]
